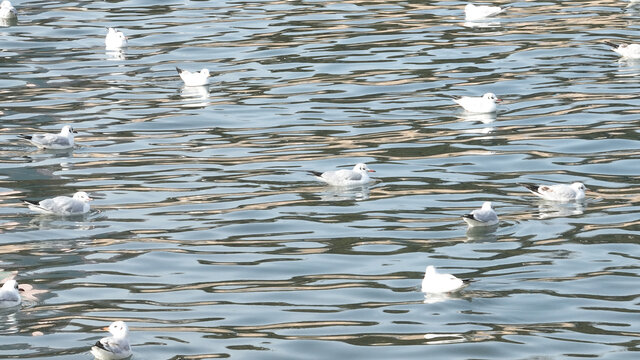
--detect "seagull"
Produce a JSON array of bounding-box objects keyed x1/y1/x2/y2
[
  {"x1": 105, "y1": 27, "x2": 127, "y2": 50},
  {"x1": 176, "y1": 67, "x2": 210, "y2": 87},
  {"x1": 0, "y1": 0, "x2": 17, "y2": 19},
  {"x1": 0, "y1": 279, "x2": 22, "y2": 308},
  {"x1": 308, "y1": 163, "x2": 376, "y2": 187},
  {"x1": 462, "y1": 201, "x2": 499, "y2": 227},
  {"x1": 421, "y1": 265, "x2": 467, "y2": 293},
  {"x1": 23, "y1": 191, "x2": 93, "y2": 216},
  {"x1": 520, "y1": 182, "x2": 587, "y2": 202},
  {"x1": 464, "y1": 3, "x2": 508, "y2": 21},
  {"x1": 453, "y1": 93, "x2": 501, "y2": 113},
  {"x1": 90, "y1": 321, "x2": 132, "y2": 360},
  {"x1": 18, "y1": 125, "x2": 77, "y2": 149},
  {"x1": 604, "y1": 41, "x2": 640, "y2": 59}
]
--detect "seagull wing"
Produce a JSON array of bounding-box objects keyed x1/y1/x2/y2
[{"x1": 93, "y1": 336, "x2": 131, "y2": 358}]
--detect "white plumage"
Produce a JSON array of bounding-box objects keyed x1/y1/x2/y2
[
  {"x1": 0, "y1": 0, "x2": 17, "y2": 19},
  {"x1": 105, "y1": 28, "x2": 128, "y2": 50},
  {"x1": 453, "y1": 93, "x2": 501, "y2": 113},
  {"x1": 0, "y1": 280, "x2": 22, "y2": 308},
  {"x1": 421, "y1": 266, "x2": 466, "y2": 293},
  {"x1": 19, "y1": 125, "x2": 76, "y2": 149},
  {"x1": 308, "y1": 163, "x2": 376, "y2": 187},
  {"x1": 463, "y1": 201, "x2": 499, "y2": 227},
  {"x1": 23, "y1": 191, "x2": 93, "y2": 215},
  {"x1": 176, "y1": 67, "x2": 210, "y2": 86},
  {"x1": 604, "y1": 41, "x2": 640, "y2": 60},
  {"x1": 90, "y1": 321, "x2": 132, "y2": 360},
  {"x1": 464, "y1": 3, "x2": 508, "y2": 21},
  {"x1": 521, "y1": 182, "x2": 587, "y2": 202}
]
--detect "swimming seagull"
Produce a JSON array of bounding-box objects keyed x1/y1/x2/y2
[
  {"x1": 520, "y1": 182, "x2": 587, "y2": 202},
  {"x1": 453, "y1": 93, "x2": 501, "y2": 113},
  {"x1": 421, "y1": 265, "x2": 467, "y2": 293},
  {"x1": 308, "y1": 163, "x2": 376, "y2": 187},
  {"x1": 176, "y1": 67, "x2": 210, "y2": 86},
  {"x1": 462, "y1": 201, "x2": 499, "y2": 227},
  {"x1": 23, "y1": 191, "x2": 93, "y2": 216},
  {"x1": 105, "y1": 27, "x2": 127, "y2": 50},
  {"x1": 90, "y1": 321, "x2": 132, "y2": 360},
  {"x1": 604, "y1": 41, "x2": 640, "y2": 59},
  {"x1": 464, "y1": 3, "x2": 508, "y2": 21},
  {"x1": 0, "y1": 279, "x2": 22, "y2": 308},
  {"x1": 18, "y1": 125, "x2": 76, "y2": 149},
  {"x1": 0, "y1": 0, "x2": 17, "y2": 19}
]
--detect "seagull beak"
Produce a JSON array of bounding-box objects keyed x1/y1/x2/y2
[
  {"x1": 102, "y1": 326, "x2": 109, "y2": 331},
  {"x1": 368, "y1": 169, "x2": 375, "y2": 172},
  {"x1": 495, "y1": 98, "x2": 503, "y2": 102},
  {"x1": 18, "y1": 287, "x2": 25, "y2": 292}
]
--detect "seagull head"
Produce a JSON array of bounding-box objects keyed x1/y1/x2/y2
[
  {"x1": 481, "y1": 201, "x2": 493, "y2": 210},
  {"x1": 2, "y1": 279, "x2": 19, "y2": 292},
  {"x1": 354, "y1": 163, "x2": 375, "y2": 173},
  {"x1": 61, "y1": 125, "x2": 77, "y2": 135},
  {"x1": 424, "y1": 265, "x2": 437, "y2": 277},
  {"x1": 200, "y1": 69, "x2": 211, "y2": 77},
  {"x1": 482, "y1": 93, "x2": 501, "y2": 103},
  {"x1": 73, "y1": 192, "x2": 93, "y2": 202},
  {"x1": 107, "y1": 27, "x2": 126, "y2": 40},
  {"x1": 106, "y1": 321, "x2": 129, "y2": 338},
  {"x1": 571, "y1": 182, "x2": 587, "y2": 192}
]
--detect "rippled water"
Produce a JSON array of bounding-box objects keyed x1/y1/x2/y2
[{"x1": 1, "y1": 0, "x2": 639, "y2": 359}]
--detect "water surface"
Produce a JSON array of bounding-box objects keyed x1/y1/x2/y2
[{"x1": 1, "y1": 0, "x2": 639, "y2": 359}]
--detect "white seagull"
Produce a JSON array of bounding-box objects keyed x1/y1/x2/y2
[
  {"x1": 0, "y1": 0, "x2": 17, "y2": 19},
  {"x1": 0, "y1": 279, "x2": 22, "y2": 308},
  {"x1": 90, "y1": 321, "x2": 132, "y2": 360},
  {"x1": 176, "y1": 67, "x2": 210, "y2": 86},
  {"x1": 604, "y1": 41, "x2": 640, "y2": 60},
  {"x1": 462, "y1": 201, "x2": 499, "y2": 227},
  {"x1": 464, "y1": 3, "x2": 508, "y2": 21},
  {"x1": 453, "y1": 93, "x2": 501, "y2": 113},
  {"x1": 23, "y1": 191, "x2": 93, "y2": 216},
  {"x1": 105, "y1": 27, "x2": 127, "y2": 50},
  {"x1": 308, "y1": 163, "x2": 376, "y2": 187},
  {"x1": 421, "y1": 265, "x2": 467, "y2": 293},
  {"x1": 520, "y1": 182, "x2": 587, "y2": 202},
  {"x1": 18, "y1": 125, "x2": 76, "y2": 149}
]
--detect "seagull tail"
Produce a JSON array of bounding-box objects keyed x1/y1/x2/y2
[
  {"x1": 93, "y1": 340, "x2": 109, "y2": 351},
  {"x1": 18, "y1": 134, "x2": 32, "y2": 140},
  {"x1": 604, "y1": 41, "x2": 619, "y2": 49},
  {"x1": 175, "y1": 66, "x2": 184, "y2": 74},
  {"x1": 22, "y1": 200, "x2": 52, "y2": 214},
  {"x1": 519, "y1": 183, "x2": 539, "y2": 194},
  {"x1": 308, "y1": 170, "x2": 323, "y2": 177},
  {"x1": 462, "y1": 214, "x2": 475, "y2": 220}
]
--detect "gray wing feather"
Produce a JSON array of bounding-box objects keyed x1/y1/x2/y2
[
  {"x1": 42, "y1": 196, "x2": 81, "y2": 214},
  {"x1": 471, "y1": 209, "x2": 498, "y2": 223},
  {"x1": 345, "y1": 172, "x2": 362, "y2": 181},
  {"x1": 32, "y1": 134, "x2": 70, "y2": 147}
]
